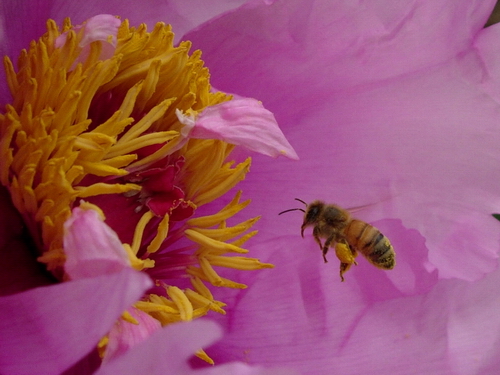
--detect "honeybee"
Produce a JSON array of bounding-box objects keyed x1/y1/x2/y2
[{"x1": 279, "y1": 199, "x2": 395, "y2": 281}]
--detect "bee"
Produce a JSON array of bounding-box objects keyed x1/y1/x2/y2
[{"x1": 279, "y1": 199, "x2": 395, "y2": 281}]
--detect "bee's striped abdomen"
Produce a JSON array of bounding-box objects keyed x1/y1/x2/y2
[{"x1": 345, "y1": 220, "x2": 395, "y2": 269}]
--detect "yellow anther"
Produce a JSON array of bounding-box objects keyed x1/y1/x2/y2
[
  {"x1": 166, "y1": 286, "x2": 193, "y2": 321},
  {"x1": 195, "y1": 349, "x2": 214, "y2": 365},
  {"x1": 130, "y1": 211, "x2": 155, "y2": 255},
  {"x1": 203, "y1": 254, "x2": 274, "y2": 270},
  {"x1": 121, "y1": 310, "x2": 139, "y2": 325},
  {"x1": 147, "y1": 214, "x2": 169, "y2": 253},
  {"x1": 75, "y1": 183, "x2": 141, "y2": 198},
  {"x1": 185, "y1": 229, "x2": 249, "y2": 254}
]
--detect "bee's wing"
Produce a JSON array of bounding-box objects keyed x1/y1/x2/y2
[
  {"x1": 346, "y1": 203, "x2": 374, "y2": 214},
  {"x1": 345, "y1": 195, "x2": 395, "y2": 214}
]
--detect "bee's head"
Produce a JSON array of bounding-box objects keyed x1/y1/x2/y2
[{"x1": 301, "y1": 200, "x2": 325, "y2": 237}]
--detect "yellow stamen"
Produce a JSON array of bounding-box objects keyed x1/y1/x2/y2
[
  {"x1": 147, "y1": 214, "x2": 170, "y2": 253},
  {"x1": 191, "y1": 216, "x2": 260, "y2": 242},
  {"x1": 231, "y1": 230, "x2": 259, "y2": 247},
  {"x1": 196, "y1": 159, "x2": 251, "y2": 206},
  {"x1": 196, "y1": 349, "x2": 214, "y2": 365},
  {"x1": 130, "y1": 211, "x2": 155, "y2": 254},
  {"x1": 135, "y1": 300, "x2": 178, "y2": 315},
  {"x1": 184, "y1": 288, "x2": 226, "y2": 315},
  {"x1": 187, "y1": 266, "x2": 248, "y2": 289},
  {"x1": 166, "y1": 286, "x2": 193, "y2": 321},
  {"x1": 121, "y1": 310, "x2": 139, "y2": 325},
  {"x1": 123, "y1": 244, "x2": 155, "y2": 271},
  {"x1": 75, "y1": 183, "x2": 141, "y2": 198},
  {"x1": 186, "y1": 190, "x2": 250, "y2": 227},
  {"x1": 185, "y1": 229, "x2": 250, "y2": 254},
  {"x1": 203, "y1": 255, "x2": 274, "y2": 270}
]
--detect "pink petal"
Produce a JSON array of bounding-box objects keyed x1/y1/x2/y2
[
  {"x1": 95, "y1": 320, "x2": 221, "y2": 375},
  {"x1": 63, "y1": 206, "x2": 131, "y2": 279},
  {"x1": 0, "y1": 268, "x2": 152, "y2": 375},
  {"x1": 103, "y1": 307, "x2": 162, "y2": 364},
  {"x1": 186, "y1": 0, "x2": 495, "y2": 103},
  {"x1": 197, "y1": 362, "x2": 301, "y2": 375},
  {"x1": 474, "y1": 21, "x2": 500, "y2": 101},
  {"x1": 96, "y1": 318, "x2": 298, "y2": 375},
  {"x1": 178, "y1": 98, "x2": 298, "y2": 160}
]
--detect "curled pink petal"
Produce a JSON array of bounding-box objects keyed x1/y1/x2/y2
[
  {"x1": 55, "y1": 14, "x2": 121, "y2": 64},
  {"x1": 103, "y1": 307, "x2": 162, "y2": 364},
  {"x1": 78, "y1": 14, "x2": 121, "y2": 48},
  {"x1": 178, "y1": 98, "x2": 299, "y2": 160},
  {"x1": 63, "y1": 206, "x2": 131, "y2": 280}
]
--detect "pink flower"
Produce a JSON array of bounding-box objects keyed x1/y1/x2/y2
[
  {"x1": 0, "y1": 3, "x2": 297, "y2": 374},
  {"x1": 2, "y1": 1, "x2": 500, "y2": 375}
]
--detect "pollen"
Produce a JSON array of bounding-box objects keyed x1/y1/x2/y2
[{"x1": 0, "y1": 16, "x2": 274, "y2": 363}]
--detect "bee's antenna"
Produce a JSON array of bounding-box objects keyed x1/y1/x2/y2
[
  {"x1": 278, "y1": 207, "x2": 306, "y2": 215},
  {"x1": 279, "y1": 198, "x2": 308, "y2": 215},
  {"x1": 294, "y1": 198, "x2": 307, "y2": 206}
]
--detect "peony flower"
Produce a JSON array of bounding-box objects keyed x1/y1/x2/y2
[
  {"x1": 3, "y1": 1, "x2": 500, "y2": 375},
  {"x1": 0, "y1": 6, "x2": 297, "y2": 375}
]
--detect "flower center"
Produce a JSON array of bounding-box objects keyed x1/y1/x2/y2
[{"x1": 0, "y1": 16, "x2": 274, "y2": 362}]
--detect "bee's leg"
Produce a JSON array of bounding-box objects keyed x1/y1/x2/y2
[
  {"x1": 339, "y1": 263, "x2": 349, "y2": 282},
  {"x1": 348, "y1": 244, "x2": 358, "y2": 266},
  {"x1": 322, "y1": 233, "x2": 336, "y2": 263},
  {"x1": 335, "y1": 241, "x2": 358, "y2": 281},
  {"x1": 312, "y1": 226, "x2": 324, "y2": 252}
]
